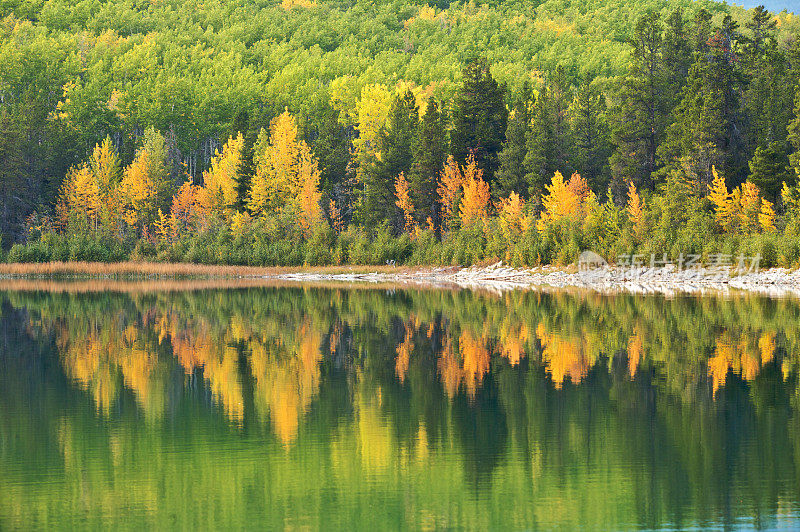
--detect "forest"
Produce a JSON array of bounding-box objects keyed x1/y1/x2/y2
[{"x1": 3, "y1": 0, "x2": 800, "y2": 266}]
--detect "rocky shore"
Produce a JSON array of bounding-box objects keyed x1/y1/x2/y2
[{"x1": 275, "y1": 262, "x2": 800, "y2": 296}]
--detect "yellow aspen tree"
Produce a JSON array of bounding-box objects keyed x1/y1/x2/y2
[
  {"x1": 353, "y1": 84, "x2": 392, "y2": 159},
  {"x1": 498, "y1": 192, "x2": 529, "y2": 259},
  {"x1": 537, "y1": 171, "x2": 580, "y2": 232},
  {"x1": 155, "y1": 209, "x2": 172, "y2": 243},
  {"x1": 90, "y1": 136, "x2": 121, "y2": 196},
  {"x1": 248, "y1": 111, "x2": 301, "y2": 215},
  {"x1": 759, "y1": 197, "x2": 776, "y2": 232},
  {"x1": 437, "y1": 155, "x2": 463, "y2": 228},
  {"x1": 459, "y1": 155, "x2": 490, "y2": 225},
  {"x1": 328, "y1": 200, "x2": 344, "y2": 234},
  {"x1": 203, "y1": 133, "x2": 243, "y2": 213},
  {"x1": 739, "y1": 181, "x2": 761, "y2": 232},
  {"x1": 296, "y1": 147, "x2": 324, "y2": 236},
  {"x1": 626, "y1": 181, "x2": 645, "y2": 238},
  {"x1": 120, "y1": 148, "x2": 155, "y2": 227},
  {"x1": 394, "y1": 172, "x2": 415, "y2": 234},
  {"x1": 62, "y1": 164, "x2": 102, "y2": 229},
  {"x1": 171, "y1": 178, "x2": 207, "y2": 231},
  {"x1": 708, "y1": 166, "x2": 733, "y2": 230}
]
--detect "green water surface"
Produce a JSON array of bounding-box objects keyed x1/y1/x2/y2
[{"x1": 1, "y1": 284, "x2": 799, "y2": 530}]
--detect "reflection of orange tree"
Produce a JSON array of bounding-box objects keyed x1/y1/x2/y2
[
  {"x1": 536, "y1": 322, "x2": 598, "y2": 389},
  {"x1": 708, "y1": 331, "x2": 776, "y2": 396}
]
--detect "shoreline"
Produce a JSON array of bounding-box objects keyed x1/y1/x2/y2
[{"x1": 2, "y1": 261, "x2": 800, "y2": 296}]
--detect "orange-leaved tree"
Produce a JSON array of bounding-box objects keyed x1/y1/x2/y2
[
  {"x1": 459, "y1": 155, "x2": 490, "y2": 225},
  {"x1": 395, "y1": 172, "x2": 415, "y2": 234},
  {"x1": 437, "y1": 155, "x2": 463, "y2": 230}
]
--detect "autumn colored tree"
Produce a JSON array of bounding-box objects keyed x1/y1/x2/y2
[
  {"x1": 248, "y1": 111, "x2": 300, "y2": 215},
  {"x1": 437, "y1": 156, "x2": 464, "y2": 230},
  {"x1": 537, "y1": 171, "x2": 593, "y2": 232},
  {"x1": 248, "y1": 110, "x2": 322, "y2": 226},
  {"x1": 459, "y1": 156, "x2": 490, "y2": 225},
  {"x1": 394, "y1": 172, "x2": 415, "y2": 234},
  {"x1": 296, "y1": 148, "x2": 324, "y2": 236},
  {"x1": 201, "y1": 133, "x2": 243, "y2": 214},
  {"x1": 119, "y1": 127, "x2": 170, "y2": 229},
  {"x1": 626, "y1": 181, "x2": 645, "y2": 239}
]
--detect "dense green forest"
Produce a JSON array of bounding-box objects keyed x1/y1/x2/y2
[{"x1": 3, "y1": 0, "x2": 800, "y2": 266}]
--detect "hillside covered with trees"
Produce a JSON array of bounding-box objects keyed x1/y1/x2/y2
[{"x1": 3, "y1": 0, "x2": 800, "y2": 266}]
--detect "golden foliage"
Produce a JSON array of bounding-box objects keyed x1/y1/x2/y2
[
  {"x1": 459, "y1": 155, "x2": 490, "y2": 225},
  {"x1": 90, "y1": 136, "x2": 122, "y2": 196},
  {"x1": 497, "y1": 192, "x2": 529, "y2": 260},
  {"x1": 297, "y1": 148, "x2": 324, "y2": 236},
  {"x1": 394, "y1": 172, "x2": 416, "y2": 234},
  {"x1": 249, "y1": 111, "x2": 300, "y2": 214},
  {"x1": 626, "y1": 181, "x2": 645, "y2": 238},
  {"x1": 759, "y1": 198, "x2": 776, "y2": 232},
  {"x1": 437, "y1": 155, "x2": 463, "y2": 227},
  {"x1": 203, "y1": 133, "x2": 243, "y2": 212},
  {"x1": 708, "y1": 166, "x2": 733, "y2": 229},
  {"x1": 459, "y1": 331, "x2": 490, "y2": 399},
  {"x1": 329, "y1": 200, "x2": 344, "y2": 233},
  {"x1": 536, "y1": 171, "x2": 591, "y2": 232}
]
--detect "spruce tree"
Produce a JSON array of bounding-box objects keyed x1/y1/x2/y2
[
  {"x1": 496, "y1": 86, "x2": 531, "y2": 198},
  {"x1": 748, "y1": 141, "x2": 790, "y2": 202},
  {"x1": 411, "y1": 97, "x2": 446, "y2": 230},
  {"x1": 609, "y1": 12, "x2": 669, "y2": 190},
  {"x1": 450, "y1": 57, "x2": 508, "y2": 183},
  {"x1": 362, "y1": 90, "x2": 419, "y2": 227},
  {"x1": 571, "y1": 80, "x2": 612, "y2": 195},
  {"x1": 523, "y1": 85, "x2": 555, "y2": 199}
]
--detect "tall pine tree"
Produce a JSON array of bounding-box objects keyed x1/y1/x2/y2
[
  {"x1": 451, "y1": 57, "x2": 508, "y2": 183},
  {"x1": 411, "y1": 97, "x2": 446, "y2": 231}
]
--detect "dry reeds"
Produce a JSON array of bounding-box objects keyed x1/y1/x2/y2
[{"x1": 0, "y1": 261, "x2": 415, "y2": 278}]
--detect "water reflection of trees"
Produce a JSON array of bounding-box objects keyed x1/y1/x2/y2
[{"x1": 1, "y1": 287, "x2": 800, "y2": 528}]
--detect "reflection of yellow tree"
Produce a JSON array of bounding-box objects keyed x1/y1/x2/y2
[
  {"x1": 499, "y1": 322, "x2": 529, "y2": 366},
  {"x1": 250, "y1": 321, "x2": 323, "y2": 445},
  {"x1": 460, "y1": 331, "x2": 490, "y2": 398},
  {"x1": 537, "y1": 323, "x2": 595, "y2": 389},
  {"x1": 627, "y1": 333, "x2": 642, "y2": 379},
  {"x1": 437, "y1": 336, "x2": 463, "y2": 399},
  {"x1": 708, "y1": 331, "x2": 776, "y2": 396},
  {"x1": 395, "y1": 325, "x2": 414, "y2": 384}
]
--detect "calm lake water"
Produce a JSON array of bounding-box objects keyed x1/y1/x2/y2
[{"x1": 1, "y1": 281, "x2": 800, "y2": 530}]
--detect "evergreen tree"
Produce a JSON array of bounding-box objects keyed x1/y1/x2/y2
[
  {"x1": 609, "y1": 12, "x2": 669, "y2": 190},
  {"x1": 659, "y1": 15, "x2": 745, "y2": 188},
  {"x1": 748, "y1": 141, "x2": 790, "y2": 202},
  {"x1": 662, "y1": 9, "x2": 692, "y2": 107},
  {"x1": 312, "y1": 104, "x2": 352, "y2": 196},
  {"x1": 496, "y1": 86, "x2": 531, "y2": 198},
  {"x1": 741, "y1": 7, "x2": 791, "y2": 153},
  {"x1": 570, "y1": 79, "x2": 612, "y2": 194},
  {"x1": 363, "y1": 90, "x2": 419, "y2": 227},
  {"x1": 410, "y1": 97, "x2": 446, "y2": 230},
  {"x1": 523, "y1": 85, "x2": 555, "y2": 199},
  {"x1": 450, "y1": 57, "x2": 508, "y2": 183}
]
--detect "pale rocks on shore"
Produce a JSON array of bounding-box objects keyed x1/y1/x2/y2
[{"x1": 274, "y1": 262, "x2": 800, "y2": 296}]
